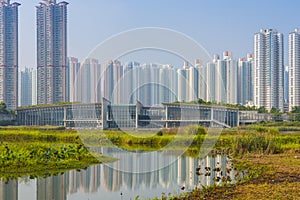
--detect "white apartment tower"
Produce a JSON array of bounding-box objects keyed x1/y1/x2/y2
[
  {"x1": 254, "y1": 29, "x2": 284, "y2": 111},
  {"x1": 158, "y1": 64, "x2": 177, "y2": 104},
  {"x1": 222, "y1": 51, "x2": 238, "y2": 104},
  {"x1": 212, "y1": 52, "x2": 238, "y2": 104},
  {"x1": 122, "y1": 62, "x2": 140, "y2": 104},
  {"x1": 31, "y1": 68, "x2": 37, "y2": 105},
  {"x1": 103, "y1": 60, "x2": 123, "y2": 104},
  {"x1": 289, "y1": 29, "x2": 300, "y2": 111},
  {"x1": 67, "y1": 57, "x2": 80, "y2": 102},
  {"x1": 238, "y1": 54, "x2": 254, "y2": 105},
  {"x1": 76, "y1": 58, "x2": 101, "y2": 103},
  {"x1": 177, "y1": 62, "x2": 189, "y2": 102},
  {"x1": 112, "y1": 60, "x2": 123, "y2": 104},
  {"x1": 18, "y1": 68, "x2": 32, "y2": 107},
  {"x1": 204, "y1": 55, "x2": 219, "y2": 103},
  {"x1": 196, "y1": 60, "x2": 207, "y2": 101},
  {"x1": 187, "y1": 65, "x2": 198, "y2": 102}
]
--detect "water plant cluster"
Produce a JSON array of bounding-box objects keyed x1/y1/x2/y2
[
  {"x1": 0, "y1": 143, "x2": 92, "y2": 170},
  {"x1": 0, "y1": 127, "x2": 116, "y2": 181}
]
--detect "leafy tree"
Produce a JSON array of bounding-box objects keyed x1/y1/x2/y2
[
  {"x1": 197, "y1": 98, "x2": 206, "y2": 105},
  {"x1": 0, "y1": 102, "x2": 8, "y2": 114},
  {"x1": 270, "y1": 107, "x2": 282, "y2": 122},
  {"x1": 172, "y1": 99, "x2": 256, "y2": 111},
  {"x1": 291, "y1": 106, "x2": 300, "y2": 113},
  {"x1": 290, "y1": 106, "x2": 300, "y2": 121},
  {"x1": 258, "y1": 106, "x2": 268, "y2": 113},
  {"x1": 270, "y1": 107, "x2": 281, "y2": 116}
]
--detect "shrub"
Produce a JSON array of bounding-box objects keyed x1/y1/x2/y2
[
  {"x1": 255, "y1": 126, "x2": 267, "y2": 133},
  {"x1": 156, "y1": 130, "x2": 163, "y2": 136},
  {"x1": 268, "y1": 128, "x2": 280, "y2": 135}
]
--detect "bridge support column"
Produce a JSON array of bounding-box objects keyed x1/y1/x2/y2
[
  {"x1": 165, "y1": 106, "x2": 168, "y2": 128},
  {"x1": 211, "y1": 108, "x2": 214, "y2": 127},
  {"x1": 63, "y1": 107, "x2": 67, "y2": 127}
]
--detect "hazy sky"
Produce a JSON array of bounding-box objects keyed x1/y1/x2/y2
[{"x1": 18, "y1": 0, "x2": 300, "y2": 69}]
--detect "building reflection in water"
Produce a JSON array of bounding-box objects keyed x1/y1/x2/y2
[
  {"x1": 0, "y1": 180, "x2": 18, "y2": 200},
  {"x1": 37, "y1": 174, "x2": 66, "y2": 200},
  {"x1": 0, "y1": 148, "x2": 236, "y2": 199}
]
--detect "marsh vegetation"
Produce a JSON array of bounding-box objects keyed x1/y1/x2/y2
[{"x1": 0, "y1": 123, "x2": 299, "y2": 199}]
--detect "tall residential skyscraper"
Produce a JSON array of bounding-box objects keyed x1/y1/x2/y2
[
  {"x1": 67, "y1": 57, "x2": 80, "y2": 102},
  {"x1": 284, "y1": 66, "x2": 289, "y2": 104},
  {"x1": 196, "y1": 60, "x2": 207, "y2": 101},
  {"x1": 122, "y1": 61, "x2": 140, "y2": 104},
  {"x1": 187, "y1": 66, "x2": 198, "y2": 102},
  {"x1": 76, "y1": 58, "x2": 101, "y2": 103},
  {"x1": 31, "y1": 68, "x2": 37, "y2": 105},
  {"x1": 254, "y1": 29, "x2": 284, "y2": 111},
  {"x1": 238, "y1": 54, "x2": 254, "y2": 105},
  {"x1": 137, "y1": 63, "x2": 159, "y2": 106},
  {"x1": 177, "y1": 62, "x2": 188, "y2": 102},
  {"x1": 121, "y1": 62, "x2": 178, "y2": 105},
  {"x1": 211, "y1": 52, "x2": 238, "y2": 105},
  {"x1": 289, "y1": 29, "x2": 300, "y2": 111},
  {"x1": 36, "y1": 0, "x2": 68, "y2": 105},
  {"x1": 112, "y1": 60, "x2": 123, "y2": 104},
  {"x1": 87, "y1": 58, "x2": 101, "y2": 103},
  {"x1": 18, "y1": 68, "x2": 33, "y2": 107},
  {"x1": 215, "y1": 55, "x2": 227, "y2": 103},
  {"x1": 222, "y1": 51, "x2": 238, "y2": 105},
  {"x1": 103, "y1": 60, "x2": 114, "y2": 101},
  {"x1": 202, "y1": 55, "x2": 219, "y2": 102},
  {"x1": 0, "y1": 0, "x2": 20, "y2": 110},
  {"x1": 158, "y1": 64, "x2": 177, "y2": 104}
]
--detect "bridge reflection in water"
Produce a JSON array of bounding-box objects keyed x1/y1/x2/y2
[{"x1": 0, "y1": 148, "x2": 238, "y2": 200}]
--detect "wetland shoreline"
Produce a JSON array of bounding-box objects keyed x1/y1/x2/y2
[{"x1": 0, "y1": 123, "x2": 299, "y2": 199}]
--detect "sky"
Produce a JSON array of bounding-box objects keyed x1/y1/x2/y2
[{"x1": 18, "y1": 0, "x2": 300, "y2": 69}]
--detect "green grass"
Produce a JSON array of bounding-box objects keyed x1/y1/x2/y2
[
  {"x1": 0, "y1": 125, "x2": 67, "y2": 130},
  {"x1": 0, "y1": 125, "x2": 299, "y2": 154},
  {"x1": 0, "y1": 128, "x2": 79, "y2": 143},
  {"x1": 94, "y1": 127, "x2": 299, "y2": 155}
]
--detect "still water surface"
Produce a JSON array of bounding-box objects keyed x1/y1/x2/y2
[{"x1": 1, "y1": 148, "x2": 240, "y2": 200}]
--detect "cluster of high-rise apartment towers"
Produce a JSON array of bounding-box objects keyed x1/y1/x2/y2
[
  {"x1": 0, "y1": 0, "x2": 68, "y2": 110},
  {"x1": 1, "y1": 0, "x2": 300, "y2": 112}
]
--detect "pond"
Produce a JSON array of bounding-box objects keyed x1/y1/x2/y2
[{"x1": 0, "y1": 148, "x2": 243, "y2": 200}]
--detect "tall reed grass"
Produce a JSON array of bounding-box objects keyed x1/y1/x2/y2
[{"x1": 233, "y1": 132, "x2": 283, "y2": 156}]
